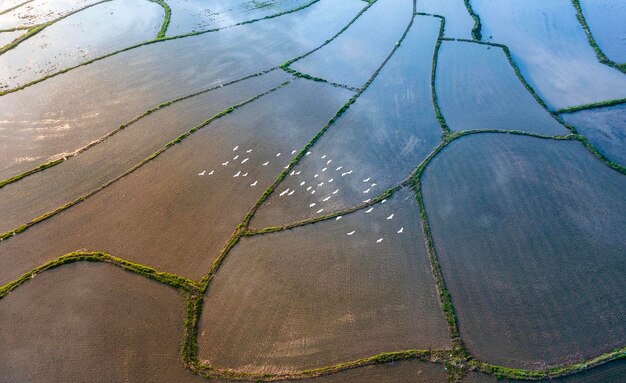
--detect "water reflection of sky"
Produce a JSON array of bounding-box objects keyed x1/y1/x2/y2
[{"x1": 475, "y1": 0, "x2": 626, "y2": 110}]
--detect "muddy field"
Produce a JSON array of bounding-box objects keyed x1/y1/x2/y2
[
  {"x1": 1, "y1": 0, "x2": 624, "y2": 381},
  {"x1": 422, "y1": 134, "x2": 626, "y2": 369}
]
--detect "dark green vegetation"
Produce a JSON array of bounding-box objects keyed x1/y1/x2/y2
[
  {"x1": 570, "y1": 0, "x2": 626, "y2": 73},
  {"x1": 421, "y1": 134, "x2": 626, "y2": 369},
  {"x1": 462, "y1": 0, "x2": 481, "y2": 40},
  {"x1": 1, "y1": 0, "x2": 625, "y2": 381},
  {"x1": 148, "y1": 0, "x2": 171, "y2": 38},
  {"x1": 562, "y1": 104, "x2": 626, "y2": 167}
]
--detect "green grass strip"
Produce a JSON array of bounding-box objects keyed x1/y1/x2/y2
[
  {"x1": 0, "y1": 251, "x2": 199, "y2": 299},
  {"x1": 570, "y1": 0, "x2": 626, "y2": 74},
  {"x1": 556, "y1": 97, "x2": 626, "y2": 114},
  {"x1": 147, "y1": 0, "x2": 171, "y2": 38},
  {"x1": 0, "y1": 81, "x2": 290, "y2": 241},
  {"x1": 0, "y1": 0, "x2": 113, "y2": 55},
  {"x1": 427, "y1": 14, "x2": 451, "y2": 137},
  {"x1": 463, "y1": 0, "x2": 482, "y2": 41},
  {"x1": 281, "y1": 66, "x2": 359, "y2": 91}
]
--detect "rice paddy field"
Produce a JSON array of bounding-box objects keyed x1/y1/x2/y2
[{"x1": 1, "y1": 0, "x2": 625, "y2": 382}]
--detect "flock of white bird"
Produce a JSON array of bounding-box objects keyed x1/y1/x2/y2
[{"x1": 197, "y1": 145, "x2": 403, "y2": 244}]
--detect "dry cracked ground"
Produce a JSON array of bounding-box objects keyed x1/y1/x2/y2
[{"x1": 0, "y1": 0, "x2": 625, "y2": 382}]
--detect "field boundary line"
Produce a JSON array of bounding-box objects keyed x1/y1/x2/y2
[
  {"x1": 570, "y1": 0, "x2": 626, "y2": 74},
  {"x1": 0, "y1": 0, "x2": 114, "y2": 56},
  {"x1": 0, "y1": 251, "x2": 200, "y2": 299},
  {"x1": 147, "y1": 0, "x2": 171, "y2": 38},
  {"x1": 0, "y1": 68, "x2": 279, "y2": 190},
  {"x1": 0, "y1": 0, "x2": 328, "y2": 97},
  {"x1": 280, "y1": 66, "x2": 359, "y2": 92},
  {"x1": 0, "y1": 81, "x2": 290, "y2": 241},
  {"x1": 556, "y1": 97, "x2": 626, "y2": 114},
  {"x1": 462, "y1": 0, "x2": 482, "y2": 41}
]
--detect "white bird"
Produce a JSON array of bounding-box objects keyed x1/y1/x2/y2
[
  {"x1": 336, "y1": 216, "x2": 342, "y2": 220},
  {"x1": 288, "y1": 190, "x2": 294, "y2": 196},
  {"x1": 284, "y1": 166, "x2": 288, "y2": 169},
  {"x1": 290, "y1": 170, "x2": 295, "y2": 176},
  {"x1": 376, "y1": 238, "x2": 383, "y2": 243},
  {"x1": 242, "y1": 173, "x2": 248, "y2": 177},
  {"x1": 322, "y1": 167, "x2": 327, "y2": 172},
  {"x1": 318, "y1": 182, "x2": 324, "y2": 187},
  {"x1": 300, "y1": 181, "x2": 306, "y2": 186},
  {"x1": 321, "y1": 155, "x2": 327, "y2": 159},
  {"x1": 198, "y1": 170, "x2": 206, "y2": 176},
  {"x1": 311, "y1": 190, "x2": 316, "y2": 195},
  {"x1": 346, "y1": 170, "x2": 353, "y2": 175},
  {"x1": 381, "y1": 199, "x2": 387, "y2": 204},
  {"x1": 209, "y1": 170, "x2": 214, "y2": 175},
  {"x1": 371, "y1": 183, "x2": 377, "y2": 187},
  {"x1": 306, "y1": 151, "x2": 311, "y2": 156},
  {"x1": 323, "y1": 196, "x2": 331, "y2": 202},
  {"x1": 316, "y1": 209, "x2": 324, "y2": 214},
  {"x1": 307, "y1": 186, "x2": 312, "y2": 191},
  {"x1": 295, "y1": 171, "x2": 301, "y2": 175},
  {"x1": 310, "y1": 203, "x2": 316, "y2": 207},
  {"x1": 328, "y1": 178, "x2": 334, "y2": 183},
  {"x1": 246, "y1": 149, "x2": 252, "y2": 153},
  {"x1": 363, "y1": 177, "x2": 370, "y2": 182},
  {"x1": 363, "y1": 188, "x2": 370, "y2": 194},
  {"x1": 233, "y1": 171, "x2": 241, "y2": 177},
  {"x1": 222, "y1": 161, "x2": 229, "y2": 166},
  {"x1": 279, "y1": 188, "x2": 290, "y2": 196},
  {"x1": 336, "y1": 166, "x2": 343, "y2": 171},
  {"x1": 363, "y1": 199, "x2": 371, "y2": 203},
  {"x1": 233, "y1": 146, "x2": 239, "y2": 151},
  {"x1": 341, "y1": 172, "x2": 347, "y2": 177},
  {"x1": 347, "y1": 231, "x2": 355, "y2": 236},
  {"x1": 365, "y1": 207, "x2": 373, "y2": 213},
  {"x1": 332, "y1": 189, "x2": 339, "y2": 194},
  {"x1": 397, "y1": 227, "x2": 404, "y2": 234},
  {"x1": 291, "y1": 150, "x2": 297, "y2": 154},
  {"x1": 386, "y1": 214, "x2": 394, "y2": 220},
  {"x1": 326, "y1": 159, "x2": 332, "y2": 165},
  {"x1": 262, "y1": 161, "x2": 269, "y2": 166},
  {"x1": 314, "y1": 174, "x2": 319, "y2": 178},
  {"x1": 241, "y1": 158, "x2": 249, "y2": 164},
  {"x1": 250, "y1": 181, "x2": 258, "y2": 186},
  {"x1": 276, "y1": 153, "x2": 281, "y2": 157},
  {"x1": 233, "y1": 155, "x2": 239, "y2": 160}
]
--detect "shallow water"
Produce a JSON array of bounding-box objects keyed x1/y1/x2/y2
[
  {"x1": 0, "y1": 30, "x2": 23, "y2": 47},
  {"x1": 0, "y1": 0, "x2": 101, "y2": 29},
  {"x1": 0, "y1": 80, "x2": 353, "y2": 284},
  {"x1": 562, "y1": 104, "x2": 626, "y2": 166},
  {"x1": 436, "y1": 41, "x2": 567, "y2": 135},
  {"x1": 290, "y1": 0, "x2": 413, "y2": 88},
  {"x1": 0, "y1": 0, "x2": 364, "y2": 179},
  {"x1": 416, "y1": 0, "x2": 473, "y2": 39},
  {"x1": 167, "y1": 0, "x2": 311, "y2": 35},
  {"x1": 0, "y1": 70, "x2": 290, "y2": 234},
  {"x1": 252, "y1": 16, "x2": 442, "y2": 228},
  {"x1": 200, "y1": 189, "x2": 449, "y2": 372},
  {"x1": 0, "y1": 0, "x2": 163, "y2": 90},
  {"x1": 422, "y1": 134, "x2": 626, "y2": 368},
  {"x1": 474, "y1": 0, "x2": 626, "y2": 110},
  {"x1": 580, "y1": 0, "x2": 626, "y2": 63}
]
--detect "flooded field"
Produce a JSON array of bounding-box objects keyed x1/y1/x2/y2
[
  {"x1": 416, "y1": 0, "x2": 473, "y2": 39},
  {"x1": 0, "y1": 0, "x2": 362, "y2": 179},
  {"x1": 0, "y1": 0, "x2": 163, "y2": 89},
  {"x1": 0, "y1": 262, "x2": 204, "y2": 383},
  {"x1": 0, "y1": 80, "x2": 352, "y2": 285},
  {"x1": 436, "y1": 41, "x2": 566, "y2": 135},
  {"x1": 200, "y1": 190, "x2": 448, "y2": 372},
  {"x1": 252, "y1": 16, "x2": 441, "y2": 228},
  {"x1": 579, "y1": 0, "x2": 626, "y2": 63},
  {"x1": 562, "y1": 104, "x2": 626, "y2": 166},
  {"x1": 167, "y1": 0, "x2": 311, "y2": 35},
  {"x1": 1, "y1": 1, "x2": 625, "y2": 381},
  {"x1": 474, "y1": 0, "x2": 626, "y2": 110},
  {"x1": 422, "y1": 134, "x2": 626, "y2": 369}
]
